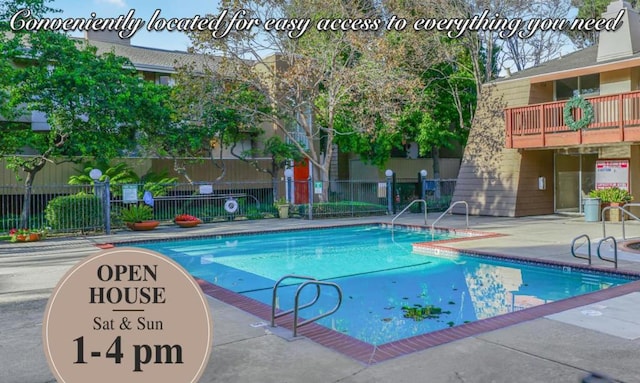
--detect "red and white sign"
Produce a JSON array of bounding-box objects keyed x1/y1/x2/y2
[{"x1": 595, "y1": 160, "x2": 629, "y2": 191}]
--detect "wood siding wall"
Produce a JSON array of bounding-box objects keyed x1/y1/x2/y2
[
  {"x1": 0, "y1": 157, "x2": 275, "y2": 188},
  {"x1": 452, "y1": 80, "x2": 531, "y2": 217},
  {"x1": 514, "y1": 150, "x2": 554, "y2": 216}
]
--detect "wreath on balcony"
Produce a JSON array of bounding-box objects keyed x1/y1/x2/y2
[{"x1": 563, "y1": 95, "x2": 594, "y2": 131}]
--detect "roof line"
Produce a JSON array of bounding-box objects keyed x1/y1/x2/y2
[{"x1": 495, "y1": 54, "x2": 640, "y2": 85}]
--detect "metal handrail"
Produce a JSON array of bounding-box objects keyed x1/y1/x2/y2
[
  {"x1": 391, "y1": 199, "x2": 427, "y2": 233},
  {"x1": 292, "y1": 281, "x2": 342, "y2": 337},
  {"x1": 271, "y1": 275, "x2": 320, "y2": 327},
  {"x1": 570, "y1": 234, "x2": 592, "y2": 265},
  {"x1": 597, "y1": 236, "x2": 618, "y2": 268},
  {"x1": 601, "y1": 205, "x2": 640, "y2": 240},
  {"x1": 431, "y1": 201, "x2": 469, "y2": 240}
]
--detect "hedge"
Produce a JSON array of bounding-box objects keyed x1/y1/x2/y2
[{"x1": 45, "y1": 193, "x2": 104, "y2": 231}]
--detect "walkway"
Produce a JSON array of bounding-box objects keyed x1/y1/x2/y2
[{"x1": 1, "y1": 214, "x2": 640, "y2": 383}]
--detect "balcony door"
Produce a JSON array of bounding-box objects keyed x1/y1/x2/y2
[{"x1": 555, "y1": 153, "x2": 597, "y2": 213}]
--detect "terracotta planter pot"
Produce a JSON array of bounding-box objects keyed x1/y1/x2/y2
[
  {"x1": 126, "y1": 221, "x2": 160, "y2": 231},
  {"x1": 13, "y1": 233, "x2": 41, "y2": 242},
  {"x1": 175, "y1": 220, "x2": 200, "y2": 228}
]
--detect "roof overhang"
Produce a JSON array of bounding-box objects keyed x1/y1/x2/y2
[{"x1": 529, "y1": 56, "x2": 640, "y2": 83}]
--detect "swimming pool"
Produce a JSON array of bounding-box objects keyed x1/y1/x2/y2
[{"x1": 136, "y1": 225, "x2": 637, "y2": 347}]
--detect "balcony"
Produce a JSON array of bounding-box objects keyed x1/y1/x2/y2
[{"x1": 505, "y1": 90, "x2": 640, "y2": 149}]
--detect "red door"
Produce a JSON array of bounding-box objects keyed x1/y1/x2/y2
[{"x1": 293, "y1": 159, "x2": 309, "y2": 204}]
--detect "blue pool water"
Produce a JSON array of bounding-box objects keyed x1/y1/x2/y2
[{"x1": 137, "y1": 225, "x2": 636, "y2": 345}]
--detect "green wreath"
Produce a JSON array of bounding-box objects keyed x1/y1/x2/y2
[{"x1": 563, "y1": 95, "x2": 594, "y2": 131}]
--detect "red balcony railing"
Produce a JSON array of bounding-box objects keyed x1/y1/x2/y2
[{"x1": 505, "y1": 90, "x2": 640, "y2": 148}]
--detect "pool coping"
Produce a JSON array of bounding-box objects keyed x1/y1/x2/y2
[
  {"x1": 101, "y1": 222, "x2": 640, "y2": 365},
  {"x1": 96, "y1": 222, "x2": 499, "y2": 248}
]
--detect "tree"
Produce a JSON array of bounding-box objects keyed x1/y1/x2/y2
[
  {"x1": 0, "y1": 26, "x2": 168, "y2": 227},
  {"x1": 140, "y1": 64, "x2": 269, "y2": 184},
  {"x1": 187, "y1": 0, "x2": 419, "y2": 201},
  {"x1": 502, "y1": 0, "x2": 573, "y2": 71},
  {"x1": 567, "y1": 0, "x2": 636, "y2": 48},
  {"x1": 404, "y1": 59, "x2": 476, "y2": 178},
  {"x1": 232, "y1": 135, "x2": 304, "y2": 200},
  {"x1": 335, "y1": 1, "x2": 478, "y2": 176}
]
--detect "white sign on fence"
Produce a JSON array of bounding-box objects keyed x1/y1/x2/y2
[
  {"x1": 199, "y1": 184, "x2": 213, "y2": 194},
  {"x1": 314, "y1": 181, "x2": 323, "y2": 195},
  {"x1": 122, "y1": 184, "x2": 138, "y2": 203},
  {"x1": 595, "y1": 160, "x2": 630, "y2": 190},
  {"x1": 377, "y1": 182, "x2": 387, "y2": 198}
]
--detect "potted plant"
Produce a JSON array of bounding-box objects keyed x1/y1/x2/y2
[
  {"x1": 274, "y1": 197, "x2": 290, "y2": 219},
  {"x1": 9, "y1": 228, "x2": 46, "y2": 242},
  {"x1": 119, "y1": 204, "x2": 159, "y2": 230},
  {"x1": 589, "y1": 187, "x2": 633, "y2": 221},
  {"x1": 174, "y1": 214, "x2": 202, "y2": 228}
]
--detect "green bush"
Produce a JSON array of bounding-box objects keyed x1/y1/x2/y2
[
  {"x1": 118, "y1": 204, "x2": 153, "y2": 223},
  {"x1": 45, "y1": 193, "x2": 104, "y2": 231},
  {"x1": 589, "y1": 187, "x2": 633, "y2": 204}
]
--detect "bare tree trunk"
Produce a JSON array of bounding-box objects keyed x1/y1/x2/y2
[
  {"x1": 319, "y1": 163, "x2": 331, "y2": 203},
  {"x1": 272, "y1": 175, "x2": 279, "y2": 202},
  {"x1": 20, "y1": 170, "x2": 37, "y2": 228},
  {"x1": 431, "y1": 147, "x2": 441, "y2": 200}
]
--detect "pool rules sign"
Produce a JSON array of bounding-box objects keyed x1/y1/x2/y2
[
  {"x1": 42, "y1": 248, "x2": 213, "y2": 383},
  {"x1": 595, "y1": 160, "x2": 630, "y2": 190}
]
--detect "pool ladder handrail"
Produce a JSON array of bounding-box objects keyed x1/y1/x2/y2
[
  {"x1": 271, "y1": 274, "x2": 343, "y2": 337},
  {"x1": 601, "y1": 204, "x2": 640, "y2": 240},
  {"x1": 431, "y1": 201, "x2": 469, "y2": 240},
  {"x1": 597, "y1": 236, "x2": 618, "y2": 269},
  {"x1": 391, "y1": 199, "x2": 427, "y2": 235},
  {"x1": 570, "y1": 234, "x2": 592, "y2": 265}
]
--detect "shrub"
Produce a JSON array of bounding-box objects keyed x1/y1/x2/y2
[
  {"x1": 45, "y1": 193, "x2": 104, "y2": 231},
  {"x1": 119, "y1": 204, "x2": 153, "y2": 223},
  {"x1": 589, "y1": 187, "x2": 633, "y2": 204}
]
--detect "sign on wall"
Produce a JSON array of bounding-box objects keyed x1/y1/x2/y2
[
  {"x1": 595, "y1": 160, "x2": 629, "y2": 191},
  {"x1": 122, "y1": 184, "x2": 138, "y2": 203}
]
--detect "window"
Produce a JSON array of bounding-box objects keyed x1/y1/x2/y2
[
  {"x1": 554, "y1": 74, "x2": 600, "y2": 100},
  {"x1": 158, "y1": 75, "x2": 175, "y2": 86},
  {"x1": 580, "y1": 74, "x2": 599, "y2": 96}
]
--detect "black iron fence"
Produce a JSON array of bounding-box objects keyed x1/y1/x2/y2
[{"x1": 0, "y1": 179, "x2": 457, "y2": 234}]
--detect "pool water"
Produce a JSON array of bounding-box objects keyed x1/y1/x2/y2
[{"x1": 137, "y1": 225, "x2": 635, "y2": 345}]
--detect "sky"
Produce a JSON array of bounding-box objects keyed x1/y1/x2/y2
[{"x1": 46, "y1": 0, "x2": 221, "y2": 51}]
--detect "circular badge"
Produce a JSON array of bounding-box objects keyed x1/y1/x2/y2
[{"x1": 42, "y1": 247, "x2": 212, "y2": 383}]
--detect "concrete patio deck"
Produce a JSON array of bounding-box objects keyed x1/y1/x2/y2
[{"x1": 2, "y1": 213, "x2": 640, "y2": 383}]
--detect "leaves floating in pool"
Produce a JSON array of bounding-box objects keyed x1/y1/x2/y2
[
  {"x1": 447, "y1": 321, "x2": 455, "y2": 327},
  {"x1": 448, "y1": 301, "x2": 456, "y2": 305},
  {"x1": 382, "y1": 317, "x2": 393, "y2": 322},
  {"x1": 401, "y1": 305, "x2": 451, "y2": 321}
]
